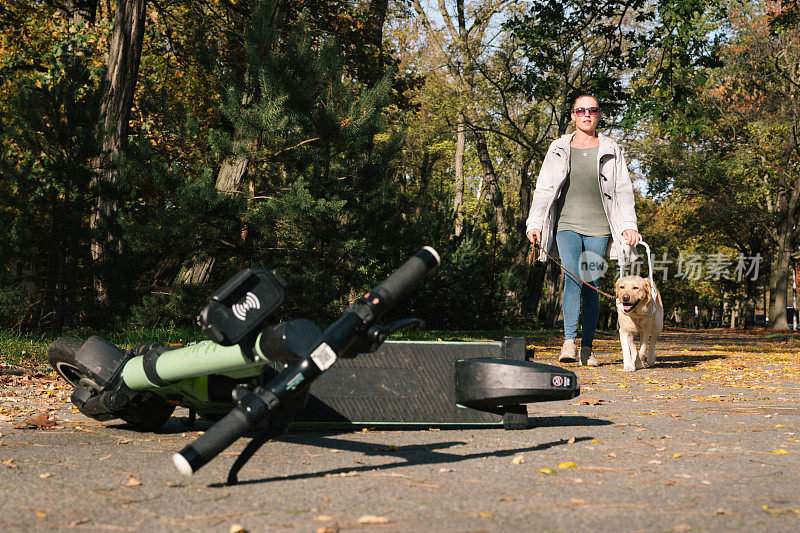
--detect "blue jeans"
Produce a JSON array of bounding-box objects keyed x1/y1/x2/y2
[{"x1": 555, "y1": 230, "x2": 610, "y2": 347}]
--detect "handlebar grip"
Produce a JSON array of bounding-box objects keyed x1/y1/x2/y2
[
  {"x1": 369, "y1": 247, "x2": 440, "y2": 310},
  {"x1": 172, "y1": 407, "x2": 252, "y2": 476}
]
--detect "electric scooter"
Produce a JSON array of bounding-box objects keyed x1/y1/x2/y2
[{"x1": 49, "y1": 247, "x2": 580, "y2": 483}]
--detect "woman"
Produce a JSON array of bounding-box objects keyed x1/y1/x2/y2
[{"x1": 526, "y1": 95, "x2": 641, "y2": 366}]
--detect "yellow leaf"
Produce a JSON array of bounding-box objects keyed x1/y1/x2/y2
[
  {"x1": 357, "y1": 515, "x2": 390, "y2": 525},
  {"x1": 558, "y1": 461, "x2": 577, "y2": 469},
  {"x1": 36, "y1": 511, "x2": 47, "y2": 518},
  {"x1": 2, "y1": 458, "x2": 13, "y2": 465},
  {"x1": 673, "y1": 453, "x2": 682, "y2": 458},
  {"x1": 772, "y1": 449, "x2": 789, "y2": 454},
  {"x1": 478, "y1": 512, "x2": 494, "y2": 518},
  {"x1": 539, "y1": 467, "x2": 557, "y2": 475},
  {"x1": 775, "y1": 424, "x2": 785, "y2": 428}
]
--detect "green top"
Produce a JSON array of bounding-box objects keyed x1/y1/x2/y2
[{"x1": 556, "y1": 145, "x2": 610, "y2": 237}]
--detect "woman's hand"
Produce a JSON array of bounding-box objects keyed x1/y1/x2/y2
[
  {"x1": 527, "y1": 229, "x2": 541, "y2": 246},
  {"x1": 623, "y1": 229, "x2": 642, "y2": 246}
]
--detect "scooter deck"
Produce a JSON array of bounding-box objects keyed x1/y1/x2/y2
[{"x1": 289, "y1": 337, "x2": 573, "y2": 428}]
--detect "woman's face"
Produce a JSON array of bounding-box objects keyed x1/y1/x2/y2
[{"x1": 571, "y1": 97, "x2": 600, "y2": 135}]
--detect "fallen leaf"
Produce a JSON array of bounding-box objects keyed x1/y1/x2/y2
[
  {"x1": 39, "y1": 472, "x2": 53, "y2": 479},
  {"x1": 512, "y1": 455, "x2": 525, "y2": 464},
  {"x1": 357, "y1": 515, "x2": 390, "y2": 525},
  {"x1": 570, "y1": 498, "x2": 585, "y2": 504},
  {"x1": 558, "y1": 461, "x2": 577, "y2": 469},
  {"x1": 69, "y1": 519, "x2": 90, "y2": 527},
  {"x1": 165, "y1": 481, "x2": 184, "y2": 487},
  {"x1": 316, "y1": 527, "x2": 338, "y2": 533},
  {"x1": 99, "y1": 454, "x2": 112, "y2": 461},
  {"x1": 478, "y1": 512, "x2": 494, "y2": 518},
  {"x1": 438, "y1": 468, "x2": 453, "y2": 473},
  {"x1": 126, "y1": 474, "x2": 141, "y2": 487},
  {"x1": 567, "y1": 436, "x2": 576, "y2": 444},
  {"x1": 772, "y1": 449, "x2": 789, "y2": 454},
  {"x1": 315, "y1": 515, "x2": 335, "y2": 522},
  {"x1": 13, "y1": 414, "x2": 55, "y2": 430},
  {"x1": 117, "y1": 439, "x2": 133, "y2": 444},
  {"x1": 578, "y1": 398, "x2": 605, "y2": 405},
  {"x1": 673, "y1": 453, "x2": 682, "y2": 458},
  {"x1": 539, "y1": 467, "x2": 556, "y2": 475},
  {"x1": 36, "y1": 511, "x2": 47, "y2": 518},
  {"x1": 499, "y1": 498, "x2": 515, "y2": 502},
  {"x1": 229, "y1": 525, "x2": 246, "y2": 533}
]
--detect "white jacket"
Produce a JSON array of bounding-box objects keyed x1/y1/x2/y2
[{"x1": 525, "y1": 132, "x2": 638, "y2": 262}]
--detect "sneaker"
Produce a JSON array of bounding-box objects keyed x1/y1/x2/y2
[
  {"x1": 558, "y1": 339, "x2": 578, "y2": 363},
  {"x1": 579, "y1": 345, "x2": 598, "y2": 367}
]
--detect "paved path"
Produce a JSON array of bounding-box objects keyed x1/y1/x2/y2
[{"x1": 1, "y1": 330, "x2": 799, "y2": 532}]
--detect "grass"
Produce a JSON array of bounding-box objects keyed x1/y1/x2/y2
[
  {"x1": 0, "y1": 327, "x2": 204, "y2": 369},
  {"x1": 1, "y1": 327, "x2": 567, "y2": 369},
  {"x1": 3, "y1": 324, "x2": 791, "y2": 370}
]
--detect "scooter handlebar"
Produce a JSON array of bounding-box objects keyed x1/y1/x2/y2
[
  {"x1": 171, "y1": 247, "x2": 440, "y2": 477},
  {"x1": 173, "y1": 406, "x2": 252, "y2": 476},
  {"x1": 366, "y1": 246, "x2": 440, "y2": 312}
]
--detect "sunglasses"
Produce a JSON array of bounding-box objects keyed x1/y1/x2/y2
[{"x1": 574, "y1": 107, "x2": 600, "y2": 117}]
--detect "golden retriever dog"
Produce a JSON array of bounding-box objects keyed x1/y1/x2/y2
[{"x1": 615, "y1": 275, "x2": 664, "y2": 371}]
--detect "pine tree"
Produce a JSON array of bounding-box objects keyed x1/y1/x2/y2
[{"x1": 145, "y1": 0, "x2": 408, "y2": 322}]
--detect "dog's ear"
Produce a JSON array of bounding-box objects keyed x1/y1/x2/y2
[
  {"x1": 614, "y1": 278, "x2": 623, "y2": 298},
  {"x1": 643, "y1": 278, "x2": 652, "y2": 302}
]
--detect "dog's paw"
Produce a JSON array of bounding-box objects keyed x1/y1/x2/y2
[{"x1": 623, "y1": 365, "x2": 636, "y2": 372}]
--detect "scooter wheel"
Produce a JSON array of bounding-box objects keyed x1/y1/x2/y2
[
  {"x1": 48, "y1": 337, "x2": 93, "y2": 388},
  {"x1": 48, "y1": 337, "x2": 175, "y2": 431}
]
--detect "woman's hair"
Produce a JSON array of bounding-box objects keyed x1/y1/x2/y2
[{"x1": 573, "y1": 94, "x2": 599, "y2": 108}]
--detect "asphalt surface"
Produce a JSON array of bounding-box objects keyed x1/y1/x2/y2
[{"x1": 1, "y1": 330, "x2": 799, "y2": 532}]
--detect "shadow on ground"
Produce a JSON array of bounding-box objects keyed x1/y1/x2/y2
[{"x1": 210, "y1": 434, "x2": 599, "y2": 487}]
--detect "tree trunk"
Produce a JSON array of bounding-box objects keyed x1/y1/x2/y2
[
  {"x1": 90, "y1": 0, "x2": 147, "y2": 303},
  {"x1": 365, "y1": 0, "x2": 388, "y2": 55},
  {"x1": 544, "y1": 261, "x2": 563, "y2": 328},
  {"x1": 453, "y1": 112, "x2": 466, "y2": 236},
  {"x1": 769, "y1": 235, "x2": 791, "y2": 329},
  {"x1": 67, "y1": 0, "x2": 97, "y2": 24},
  {"x1": 175, "y1": 154, "x2": 249, "y2": 286},
  {"x1": 472, "y1": 128, "x2": 509, "y2": 243}
]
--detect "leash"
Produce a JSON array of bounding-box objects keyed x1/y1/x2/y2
[{"x1": 529, "y1": 243, "x2": 615, "y2": 300}]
